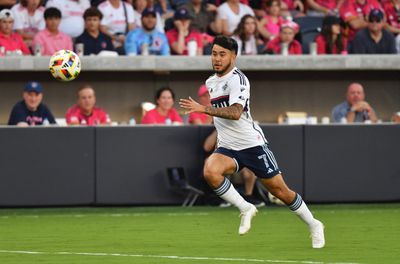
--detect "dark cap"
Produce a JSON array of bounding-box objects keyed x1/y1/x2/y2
[
  {"x1": 24, "y1": 82, "x2": 43, "y2": 93},
  {"x1": 323, "y1": 16, "x2": 341, "y2": 27},
  {"x1": 174, "y1": 7, "x2": 192, "y2": 20},
  {"x1": 142, "y1": 8, "x2": 157, "y2": 17},
  {"x1": 368, "y1": 8, "x2": 384, "y2": 22}
]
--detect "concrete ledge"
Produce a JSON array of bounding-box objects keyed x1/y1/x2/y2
[{"x1": 0, "y1": 55, "x2": 399, "y2": 71}]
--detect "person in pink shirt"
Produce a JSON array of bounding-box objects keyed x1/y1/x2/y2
[
  {"x1": 0, "y1": 9, "x2": 30, "y2": 55},
  {"x1": 188, "y1": 84, "x2": 213, "y2": 125},
  {"x1": 166, "y1": 7, "x2": 203, "y2": 55},
  {"x1": 32, "y1": 7, "x2": 73, "y2": 56},
  {"x1": 66, "y1": 84, "x2": 111, "y2": 126},
  {"x1": 259, "y1": 0, "x2": 285, "y2": 40},
  {"x1": 141, "y1": 87, "x2": 184, "y2": 125},
  {"x1": 264, "y1": 21, "x2": 302, "y2": 54}
]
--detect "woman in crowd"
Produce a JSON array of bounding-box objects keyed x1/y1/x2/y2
[
  {"x1": 258, "y1": 0, "x2": 284, "y2": 41},
  {"x1": 315, "y1": 15, "x2": 347, "y2": 54},
  {"x1": 232, "y1": 14, "x2": 263, "y2": 55}
]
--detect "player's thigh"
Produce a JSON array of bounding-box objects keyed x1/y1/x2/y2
[{"x1": 204, "y1": 153, "x2": 237, "y2": 176}]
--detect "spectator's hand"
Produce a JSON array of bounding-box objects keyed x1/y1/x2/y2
[
  {"x1": 293, "y1": 0, "x2": 304, "y2": 12},
  {"x1": 179, "y1": 97, "x2": 205, "y2": 114},
  {"x1": 206, "y1": 4, "x2": 218, "y2": 12},
  {"x1": 351, "y1": 101, "x2": 372, "y2": 112},
  {"x1": 174, "y1": 20, "x2": 185, "y2": 33}
]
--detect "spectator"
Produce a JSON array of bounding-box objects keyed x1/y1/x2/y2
[
  {"x1": 203, "y1": 130, "x2": 265, "y2": 208},
  {"x1": 8, "y1": 81, "x2": 56, "y2": 126},
  {"x1": 382, "y1": 0, "x2": 400, "y2": 53},
  {"x1": 339, "y1": 0, "x2": 382, "y2": 41},
  {"x1": 392, "y1": 112, "x2": 400, "y2": 123},
  {"x1": 0, "y1": 0, "x2": 16, "y2": 11},
  {"x1": 280, "y1": 0, "x2": 304, "y2": 19},
  {"x1": 0, "y1": 9, "x2": 31, "y2": 55},
  {"x1": 46, "y1": 0, "x2": 90, "y2": 38},
  {"x1": 350, "y1": 8, "x2": 396, "y2": 54},
  {"x1": 98, "y1": 0, "x2": 135, "y2": 54},
  {"x1": 11, "y1": 0, "x2": 45, "y2": 49},
  {"x1": 166, "y1": 7, "x2": 203, "y2": 55},
  {"x1": 141, "y1": 86, "x2": 183, "y2": 124},
  {"x1": 75, "y1": 7, "x2": 115, "y2": 55},
  {"x1": 216, "y1": 0, "x2": 254, "y2": 36},
  {"x1": 32, "y1": 7, "x2": 73, "y2": 56},
  {"x1": 316, "y1": 15, "x2": 347, "y2": 54},
  {"x1": 264, "y1": 20, "x2": 302, "y2": 54},
  {"x1": 232, "y1": 14, "x2": 262, "y2": 55},
  {"x1": 259, "y1": 0, "x2": 285, "y2": 41},
  {"x1": 66, "y1": 84, "x2": 111, "y2": 125},
  {"x1": 183, "y1": 0, "x2": 218, "y2": 35},
  {"x1": 332, "y1": 83, "x2": 378, "y2": 123},
  {"x1": 125, "y1": 7, "x2": 170, "y2": 55},
  {"x1": 133, "y1": 0, "x2": 164, "y2": 33},
  {"x1": 306, "y1": 0, "x2": 343, "y2": 17},
  {"x1": 188, "y1": 84, "x2": 213, "y2": 124}
]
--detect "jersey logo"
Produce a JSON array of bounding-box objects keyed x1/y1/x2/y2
[{"x1": 222, "y1": 82, "x2": 228, "y2": 91}]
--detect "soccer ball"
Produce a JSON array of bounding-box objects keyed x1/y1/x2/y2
[{"x1": 49, "y1": 50, "x2": 81, "y2": 81}]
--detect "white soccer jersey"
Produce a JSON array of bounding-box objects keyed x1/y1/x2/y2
[
  {"x1": 206, "y1": 67, "x2": 267, "y2": 151},
  {"x1": 99, "y1": 0, "x2": 135, "y2": 35},
  {"x1": 46, "y1": 0, "x2": 90, "y2": 38},
  {"x1": 12, "y1": 4, "x2": 45, "y2": 33}
]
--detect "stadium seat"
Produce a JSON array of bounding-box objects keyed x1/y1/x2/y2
[
  {"x1": 299, "y1": 29, "x2": 320, "y2": 54},
  {"x1": 294, "y1": 16, "x2": 323, "y2": 54},
  {"x1": 166, "y1": 167, "x2": 204, "y2": 207}
]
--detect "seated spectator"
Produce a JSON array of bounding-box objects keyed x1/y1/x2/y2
[
  {"x1": 8, "y1": 81, "x2": 56, "y2": 126},
  {"x1": 0, "y1": 9, "x2": 31, "y2": 55},
  {"x1": 383, "y1": 0, "x2": 400, "y2": 52},
  {"x1": 11, "y1": 0, "x2": 45, "y2": 49},
  {"x1": 259, "y1": 0, "x2": 285, "y2": 40},
  {"x1": 166, "y1": 7, "x2": 203, "y2": 55},
  {"x1": 75, "y1": 7, "x2": 115, "y2": 55},
  {"x1": 350, "y1": 9, "x2": 396, "y2": 54},
  {"x1": 332, "y1": 83, "x2": 378, "y2": 123},
  {"x1": 125, "y1": 7, "x2": 170, "y2": 55},
  {"x1": 188, "y1": 84, "x2": 213, "y2": 124},
  {"x1": 316, "y1": 15, "x2": 347, "y2": 54},
  {"x1": 306, "y1": 0, "x2": 342, "y2": 17},
  {"x1": 339, "y1": 0, "x2": 382, "y2": 41},
  {"x1": 98, "y1": 0, "x2": 135, "y2": 54},
  {"x1": 46, "y1": 0, "x2": 90, "y2": 38},
  {"x1": 216, "y1": 0, "x2": 255, "y2": 36},
  {"x1": 392, "y1": 112, "x2": 400, "y2": 123},
  {"x1": 32, "y1": 7, "x2": 73, "y2": 56},
  {"x1": 264, "y1": 20, "x2": 302, "y2": 54},
  {"x1": 66, "y1": 84, "x2": 111, "y2": 125},
  {"x1": 133, "y1": 0, "x2": 164, "y2": 33},
  {"x1": 232, "y1": 14, "x2": 262, "y2": 55},
  {"x1": 141, "y1": 86, "x2": 183, "y2": 124}
]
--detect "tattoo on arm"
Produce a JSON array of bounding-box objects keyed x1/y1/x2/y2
[{"x1": 204, "y1": 103, "x2": 243, "y2": 120}]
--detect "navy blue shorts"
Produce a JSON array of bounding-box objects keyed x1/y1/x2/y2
[{"x1": 214, "y1": 144, "x2": 281, "y2": 179}]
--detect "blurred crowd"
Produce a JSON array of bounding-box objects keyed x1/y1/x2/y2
[{"x1": 1, "y1": 0, "x2": 400, "y2": 56}]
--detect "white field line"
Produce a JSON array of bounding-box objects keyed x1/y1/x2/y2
[{"x1": 0, "y1": 249, "x2": 363, "y2": 264}]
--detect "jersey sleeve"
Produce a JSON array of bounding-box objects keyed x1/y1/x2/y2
[{"x1": 229, "y1": 72, "x2": 249, "y2": 108}]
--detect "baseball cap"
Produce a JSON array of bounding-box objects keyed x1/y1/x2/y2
[
  {"x1": 198, "y1": 85, "x2": 208, "y2": 97},
  {"x1": 174, "y1": 7, "x2": 192, "y2": 20},
  {"x1": 0, "y1": 9, "x2": 14, "y2": 20},
  {"x1": 142, "y1": 8, "x2": 156, "y2": 17},
  {"x1": 281, "y1": 21, "x2": 299, "y2": 34},
  {"x1": 368, "y1": 8, "x2": 384, "y2": 22},
  {"x1": 24, "y1": 82, "x2": 43, "y2": 93}
]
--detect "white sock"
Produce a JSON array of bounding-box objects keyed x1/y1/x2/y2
[
  {"x1": 214, "y1": 177, "x2": 251, "y2": 213},
  {"x1": 289, "y1": 193, "x2": 316, "y2": 227}
]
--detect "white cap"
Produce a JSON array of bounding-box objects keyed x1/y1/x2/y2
[{"x1": 0, "y1": 9, "x2": 14, "y2": 21}]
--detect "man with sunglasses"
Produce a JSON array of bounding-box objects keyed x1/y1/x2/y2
[{"x1": 351, "y1": 8, "x2": 396, "y2": 53}]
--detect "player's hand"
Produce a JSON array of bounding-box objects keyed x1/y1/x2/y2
[{"x1": 179, "y1": 97, "x2": 205, "y2": 114}]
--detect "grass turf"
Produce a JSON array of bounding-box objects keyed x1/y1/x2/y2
[{"x1": 0, "y1": 204, "x2": 399, "y2": 264}]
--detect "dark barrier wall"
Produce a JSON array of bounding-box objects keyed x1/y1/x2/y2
[
  {"x1": 304, "y1": 125, "x2": 400, "y2": 202},
  {"x1": 0, "y1": 127, "x2": 95, "y2": 206}
]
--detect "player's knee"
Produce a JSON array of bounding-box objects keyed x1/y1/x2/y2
[{"x1": 203, "y1": 164, "x2": 222, "y2": 181}]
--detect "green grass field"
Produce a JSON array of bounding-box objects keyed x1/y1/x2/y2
[{"x1": 0, "y1": 204, "x2": 399, "y2": 264}]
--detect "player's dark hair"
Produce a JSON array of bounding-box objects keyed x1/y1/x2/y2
[
  {"x1": 44, "y1": 7, "x2": 62, "y2": 19},
  {"x1": 83, "y1": 7, "x2": 103, "y2": 20},
  {"x1": 212, "y1": 35, "x2": 238, "y2": 55},
  {"x1": 155, "y1": 87, "x2": 175, "y2": 102}
]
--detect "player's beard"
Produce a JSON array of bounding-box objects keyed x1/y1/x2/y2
[{"x1": 213, "y1": 62, "x2": 232, "y2": 76}]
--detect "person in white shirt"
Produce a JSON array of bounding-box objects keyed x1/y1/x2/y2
[
  {"x1": 45, "y1": 0, "x2": 90, "y2": 38},
  {"x1": 232, "y1": 14, "x2": 262, "y2": 55},
  {"x1": 11, "y1": 0, "x2": 45, "y2": 48},
  {"x1": 216, "y1": 0, "x2": 254, "y2": 36},
  {"x1": 98, "y1": 0, "x2": 135, "y2": 52},
  {"x1": 180, "y1": 35, "x2": 325, "y2": 249}
]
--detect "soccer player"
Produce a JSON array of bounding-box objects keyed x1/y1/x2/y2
[{"x1": 179, "y1": 35, "x2": 325, "y2": 248}]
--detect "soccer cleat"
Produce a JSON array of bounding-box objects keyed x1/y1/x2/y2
[
  {"x1": 238, "y1": 204, "x2": 258, "y2": 235},
  {"x1": 310, "y1": 219, "x2": 325, "y2": 248}
]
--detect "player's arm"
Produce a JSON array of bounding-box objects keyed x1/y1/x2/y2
[{"x1": 179, "y1": 96, "x2": 243, "y2": 120}]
